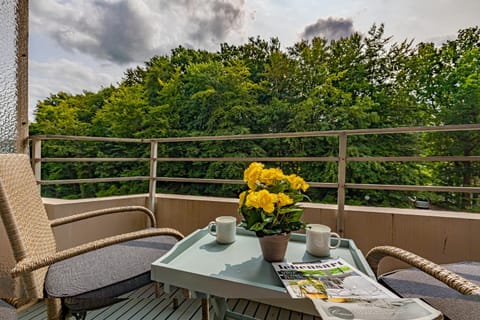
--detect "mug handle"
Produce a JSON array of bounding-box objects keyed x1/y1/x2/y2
[
  {"x1": 208, "y1": 221, "x2": 217, "y2": 236},
  {"x1": 329, "y1": 232, "x2": 341, "y2": 249}
]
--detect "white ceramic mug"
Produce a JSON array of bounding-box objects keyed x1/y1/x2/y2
[
  {"x1": 306, "y1": 224, "x2": 341, "y2": 257},
  {"x1": 208, "y1": 216, "x2": 237, "y2": 244}
]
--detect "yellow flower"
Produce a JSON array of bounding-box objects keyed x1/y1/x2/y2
[
  {"x1": 246, "y1": 189, "x2": 277, "y2": 214},
  {"x1": 287, "y1": 174, "x2": 309, "y2": 192},
  {"x1": 243, "y1": 162, "x2": 264, "y2": 190},
  {"x1": 277, "y1": 192, "x2": 294, "y2": 208},
  {"x1": 239, "y1": 162, "x2": 308, "y2": 235},
  {"x1": 259, "y1": 167, "x2": 285, "y2": 186},
  {"x1": 238, "y1": 191, "x2": 247, "y2": 208}
]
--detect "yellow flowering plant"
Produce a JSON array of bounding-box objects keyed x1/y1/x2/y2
[{"x1": 238, "y1": 162, "x2": 309, "y2": 237}]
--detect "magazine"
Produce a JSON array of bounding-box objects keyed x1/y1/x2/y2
[
  {"x1": 272, "y1": 258, "x2": 443, "y2": 320},
  {"x1": 311, "y1": 298, "x2": 442, "y2": 320},
  {"x1": 272, "y1": 258, "x2": 395, "y2": 300}
]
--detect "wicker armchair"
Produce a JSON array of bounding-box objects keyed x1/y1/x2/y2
[
  {"x1": 0, "y1": 154, "x2": 184, "y2": 320},
  {"x1": 366, "y1": 246, "x2": 480, "y2": 320}
]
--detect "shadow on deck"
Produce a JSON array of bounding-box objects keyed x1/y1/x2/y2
[{"x1": 19, "y1": 284, "x2": 321, "y2": 320}]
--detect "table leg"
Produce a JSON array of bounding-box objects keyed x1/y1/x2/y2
[
  {"x1": 201, "y1": 298, "x2": 210, "y2": 320},
  {"x1": 210, "y1": 297, "x2": 257, "y2": 320},
  {"x1": 210, "y1": 297, "x2": 227, "y2": 320}
]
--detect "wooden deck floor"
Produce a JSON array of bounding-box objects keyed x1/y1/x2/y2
[{"x1": 18, "y1": 284, "x2": 322, "y2": 320}]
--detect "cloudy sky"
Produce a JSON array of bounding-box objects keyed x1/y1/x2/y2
[{"x1": 28, "y1": 0, "x2": 480, "y2": 120}]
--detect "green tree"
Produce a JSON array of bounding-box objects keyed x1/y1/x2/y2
[
  {"x1": 29, "y1": 26, "x2": 479, "y2": 211},
  {"x1": 422, "y1": 27, "x2": 480, "y2": 210}
]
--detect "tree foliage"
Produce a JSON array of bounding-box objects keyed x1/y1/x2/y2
[{"x1": 30, "y1": 25, "x2": 480, "y2": 211}]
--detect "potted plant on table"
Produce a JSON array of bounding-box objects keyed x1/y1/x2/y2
[{"x1": 238, "y1": 162, "x2": 309, "y2": 262}]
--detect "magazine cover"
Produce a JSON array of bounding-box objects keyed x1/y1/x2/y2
[
  {"x1": 271, "y1": 258, "x2": 395, "y2": 300},
  {"x1": 272, "y1": 258, "x2": 442, "y2": 320}
]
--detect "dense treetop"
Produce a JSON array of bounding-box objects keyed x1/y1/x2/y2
[{"x1": 30, "y1": 25, "x2": 480, "y2": 211}]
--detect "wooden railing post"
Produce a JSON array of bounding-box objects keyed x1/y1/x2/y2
[
  {"x1": 337, "y1": 132, "x2": 347, "y2": 236},
  {"x1": 148, "y1": 141, "x2": 158, "y2": 212},
  {"x1": 31, "y1": 138, "x2": 42, "y2": 192}
]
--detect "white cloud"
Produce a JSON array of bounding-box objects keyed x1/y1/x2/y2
[
  {"x1": 30, "y1": 0, "x2": 247, "y2": 64},
  {"x1": 352, "y1": 0, "x2": 480, "y2": 44},
  {"x1": 29, "y1": 59, "x2": 126, "y2": 117},
  {"x1": 28, "y1": 0, "x2": 248, "y2": 120},
  {"x1": 27, "y1": 0, "x2": 480, "y2": 121}
]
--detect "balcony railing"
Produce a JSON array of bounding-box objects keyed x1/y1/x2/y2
[{"x1": 30, "y1": 124, "x2": 480, "y2": 235}]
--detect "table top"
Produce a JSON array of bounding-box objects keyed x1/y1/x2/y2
[{"x1": 151, "y1": 227, "x2": 375, "y2": 299}]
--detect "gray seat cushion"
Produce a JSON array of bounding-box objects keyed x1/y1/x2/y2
[
  {"x1": 45, "y1": 235, "x2": 178, "y2": 311},
  {"x1": 0, "y1": 300, "x2": 17, "y2": 320},
  {"x1": 379, "y1": 262, "x2": 480, "y2": 320}
]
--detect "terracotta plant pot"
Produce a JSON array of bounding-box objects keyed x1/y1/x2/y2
[{"x1": 258, "y1": 232, "x2": 291, "y2": 262}]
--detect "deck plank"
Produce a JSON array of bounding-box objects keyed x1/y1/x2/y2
[
  {"x1": 289, "y1": 310, "x2": 303, "y2": 320},
  {"x1": 127, "y1": 283, "x2": 155, "y2": 298},
  {"x1": 18, "y1": 301, "x2": 45, "y2": 320},
  {"x1": 147, "y1": 298, "x2": 193, "y2": 320},
  {"x1": 264, "y1": 305, "x2": 281, "y2": 319},
  {"x1": 101, "y1": 299, "x2": 147, "y2": 320},
  {"x1": 174, "y1": 299, "x2": 202, "y2": 320},
  {"x1": 244, "y1": 299, "x2": 259, "y2": 318},
  {"x1": 254, "y1": 303, "x2": 270, "y2": 319},
  {"x1": 189, "y1": 300, "x2": 214, "y2": 320},
  {"x1": 128, "y1": 298, "x2": 167, "y2": 319},
  {"x1": 227, "y1": 297, "x2": 239, "y2": 310},
  {"x1": 19, "y1": 284, "x2": 323, "y2": 320},
  {"x1": 106, "y1": 299, "x2": 161, "y2": 320},
  {"x1": 231, "y1": 298, "x2": 249, "y2": 315},
  {"x1": 278, "y1": 308, "x2": 292, "y2": 319},
  {"x1": 90, "y1": 300, "x2": 131, "y2": 320}
]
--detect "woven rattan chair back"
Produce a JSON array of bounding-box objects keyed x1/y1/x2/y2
[{"x1": 0, "y1": 154, "x2": 57, "y2": 299}]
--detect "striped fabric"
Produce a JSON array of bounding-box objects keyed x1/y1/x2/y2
[{"x1": 0, "y1": 299, "x2": 17, "y2": 320}]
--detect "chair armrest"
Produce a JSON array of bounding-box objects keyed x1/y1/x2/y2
[
  {"x1": 49, "y1": 205, "x2": 157, "y2": 228},
  {"x1": 11, "y1": 227, "x2": 184, "y2": 277},
  {"x1": 366, "y1": 245, "x2": 480, "y2": 295}
]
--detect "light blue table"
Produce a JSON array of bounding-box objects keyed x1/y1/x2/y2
[{"x1": 151, "y1": 227, "x2": 375, "y2": 319}]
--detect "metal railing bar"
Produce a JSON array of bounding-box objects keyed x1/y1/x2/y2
[
  {"x1": 38, "y1": 176, "x2": 479, "y2": 194},
  {"x1": 155, "y1": 178, "x2": 339, "y2": 189},
  {"x1": 348, "y1": 156, "x2": 480, "y2": 162},
  {"x1": 149, "y1": 142, "x2": 158, "y2": 211},
  {"x1": 29, "y1": 135, "x2": 150, "y2": 143},
  {"x1": 31, "y1": 138, "x2": 41, "y2": 192},
  {"x1": 31, "y1": 124, "x2": 480, "y2": 144},
  {"x1": 340, "y1": 123, "x2": 480, "y2": 136},
  {"x1": 34, "y1": 155, "x2": 480, "y2": 163},
  {"x1": 346, "y1": 184, "x2": 480, "y2": 193},
  {"x1": 39, "y1": 176, "x2": 150, "y2": 185},
  {"x1": 40, "y1": 157, "x2": 150, "y2": 163},
  {"x1": 153, "y1": 157, "x2": 338, "y2": 162},
  {"x1": 306, "y1": 182, "x2": 339, "y2": 188},
  {"x1": 149, "y1": 131, "x2": 340, "y2": 142},
  {"x1": 155, "y1": 177, "x2": 243, "y2": 184},
  {"x1": 149, "y1": 124, "x2": 480, "y2": 142},
  {"x1": 337, "y1": 132, "x2": 347, "y2": 235}
]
